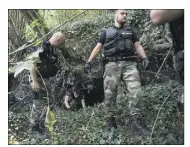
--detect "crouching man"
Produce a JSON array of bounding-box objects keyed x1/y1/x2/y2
[{"x1": 63, "y1": 85, "x2": 86, "y2": 110}]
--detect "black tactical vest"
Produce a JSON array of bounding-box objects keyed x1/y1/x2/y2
[
  {"x1": 37, "y1": 41, "x2": 58, "y2": 78},
  {"x1": 170, "y1": 16, "x2": 184, "y2": 85},
  {"x1": 103, "y1": 26, "x2": 135, "y2": 57}
]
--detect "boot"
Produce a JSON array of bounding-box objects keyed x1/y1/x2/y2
[
  {"x1": 107, "y1": 116, "x2": 117, "y2": 131},
  {"x1": 28, "y1": 123, "x2": 45, "y2": 135},
  {"x1": 129, "y1": 114, "x2": 150, "y2": 136}
]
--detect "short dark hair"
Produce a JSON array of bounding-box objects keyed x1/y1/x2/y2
[{"x1": 115, "y1": 9, "x2": 126, "y2": 14}]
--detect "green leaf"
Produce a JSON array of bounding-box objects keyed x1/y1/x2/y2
[
  {"x1": 11, "y1": 60, "x2": 34, "y2": 77},
  {"x1": 45, "y1": 106, "x2": 56, "y2": 132},
  {"x1": 9, "y1": 136, "x2": 19, "y2": 145},
  {"x1": 30, "y1": 19, "x2": 39, "y2": 28},
  {"x1": 11, "y1": 47, "x2": 43, "y2": 77},
  {"x1": 100, "y1": 139, "x2": 106, "y2": 144},
  {"x1": 34, "y1": 39, "x2": 42, "y2": 47}
]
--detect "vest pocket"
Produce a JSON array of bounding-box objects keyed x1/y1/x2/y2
[{"x1": 125, "y1": 39, "x2": 134, "y2": 49}]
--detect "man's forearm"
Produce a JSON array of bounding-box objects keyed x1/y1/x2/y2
[
  {"x1": 87, "y1": 43, "x2": 103, "y2": 62},
  {"x1": 88, "y1": 48, "x2": 101, "y2": 62},
  {"x1": 136, "y1": 47, "x2": 147, "y2": 59},
  {"x1": 64, "y1": 95, "x2": 70, "y2": 109},
  {"x1": 30, "y1": 64, "x2": 38, "y2": 83},
  {"x1": 134, "y1": 42, "x2": 147, "y2": 59},
  {"x1": 81, "y1": 99, "x2": 86, "y2": 109}
]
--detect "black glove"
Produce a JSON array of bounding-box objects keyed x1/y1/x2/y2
[
  {"x1": 84, "y1": 61, "x2": 91, "y2": 74},
  {"x1": 142, "y1": 57, "x2": 149, "y2": 70}
]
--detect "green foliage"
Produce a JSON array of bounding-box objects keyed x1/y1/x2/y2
[
  {"x1": 10, "y1": 48, "x2": 43, "y2": 77},
  {"x1": 9, "y1": 80, "x2": 184, "y2": 145},
  {"x1": 8, "y1": 136, "x2": 19, "y2": 145},
  {"x1": 11, "y1": 60, "x2": 34, "y2": 77},
  {"x1": 24, "y1": 24, "x2": 36, "y2": 41},
  {"x1": 9, "y1": 10, "x2": 183, "y2": 145},
  {"x1": 44, "y1": 106, "x2": 57, "y2": 143},
  {"x1": 45, "y1": 107, "x2": 56, "y2": 132},
  {"x1": 34, "y1": 39, "x2": 42, "y2": 47},
  {"x1": 38, "y1": 10, "x2": 110, "y2": 29},
  {"x1": 24, "y1": 18, "x2": 46, "y2": 42},
  {"x1": 30, "y1": 19, "x2": 46, "y2": 29}
]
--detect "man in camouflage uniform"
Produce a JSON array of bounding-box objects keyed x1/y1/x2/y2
[
  {"x1": 150, "y1": 10, "x2": 184, "y2": 86},
  {"x1": 84, "y1": 10, "x2": 150, "y2": 136},
  {"x1": 29, "y1": 32, "x2": 65, "y2": 133}
]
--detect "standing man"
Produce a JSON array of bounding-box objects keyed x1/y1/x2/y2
[
  {"x1": 84, "y1": 10, "x2": 150, "y2": 136},
  {"x1": 29, "y1": 32, "x2": 65, "y2": 133}
]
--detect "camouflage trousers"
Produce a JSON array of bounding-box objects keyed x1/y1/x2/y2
[
  {"x1": 29, "y1": 79, "x2": 52, "y2": 129},
  {"x1": 103, "y1": 61, "x2": 143, "y2": 118}
]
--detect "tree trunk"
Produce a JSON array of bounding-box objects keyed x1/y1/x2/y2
[{"x1": 19, "y1": 9, "x2": 50, "y2": 38}]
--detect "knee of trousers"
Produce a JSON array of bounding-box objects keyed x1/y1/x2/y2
[
  {"x1": 128, "y1": 87, "x2": 143, "y2": 98},
  {"x1": 104, "y1": 79, "x2": 118, "y2": 98}
]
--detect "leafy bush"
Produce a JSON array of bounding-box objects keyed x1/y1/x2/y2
[{"x1": 8, "y1": 10, "x2": 184, "y2": 145}]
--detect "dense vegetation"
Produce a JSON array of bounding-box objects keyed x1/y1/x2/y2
[{"x1": 8, "y1": 10, "x2": 184, "y2": 145}]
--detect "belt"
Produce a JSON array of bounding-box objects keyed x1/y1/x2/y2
[{"x1": 104, "y1": 56, "x2": 137, "y2": 62}]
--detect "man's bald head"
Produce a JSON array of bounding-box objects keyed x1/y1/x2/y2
[{"x1": 49, "y1": 32, "x2": 65, "y2": 47}]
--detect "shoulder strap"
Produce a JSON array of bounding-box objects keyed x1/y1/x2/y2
[{"x1": 105, "y1": 26, "x2": 118, "y2": 37}]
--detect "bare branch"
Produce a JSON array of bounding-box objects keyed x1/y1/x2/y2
[
  {"x1": 154, "y1": 31, "x2": 173, "y2": 78},
  {"x1": 150, "y1": 84, "x2": 181, "y2": 143}
]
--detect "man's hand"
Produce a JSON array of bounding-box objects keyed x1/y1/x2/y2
[
  {"x1": 81, "y1": 98, "x2": 86, "y2": 109},
  {"x1": 84, "y1": 61, "x2": 91, "y2": 74},
  {"x1": 64, "y1": 95, "x2": 71, "y2": 109},
  {"x1": 32, "y1": 81, "x2": 40, "y2": 92},
  {"x1": 142, "y1": 57, "x2": 150, "y2": 70}
]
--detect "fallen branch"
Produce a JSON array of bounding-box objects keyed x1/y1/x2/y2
[
  {"x1": 20, "y1": 113, "x2": 31, "y2": 122},
  {"x1": 155, "y1": 43, "x2": 173, "y2": 78},
  {"x1": 9, "y1": 93, "x2": 29, "y2": 111}
]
